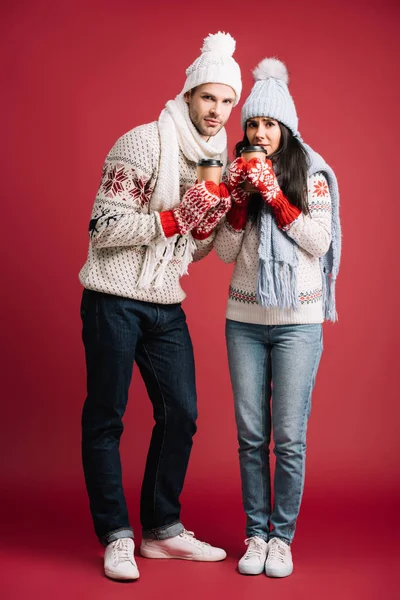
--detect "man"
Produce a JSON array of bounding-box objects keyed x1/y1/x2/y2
[{"x1": 79, "y1": 31, "x2": 241, "y2": 581}]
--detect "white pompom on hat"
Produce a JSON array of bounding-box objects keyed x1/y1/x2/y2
[
  {"x1": 181, "y1": 32, "x2": 242, "y2": 105},
  {"x1": 241, "y1": 57, "x2": 299, "y2": 135}
]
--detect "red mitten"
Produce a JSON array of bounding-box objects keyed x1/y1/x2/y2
[
  {"x1": 226, "y1": 202, "x2": 249, "y2": 231},
  {"x1": 245, "y1": 158, "x2": 301, "y2": 228},
  {"x1": 225, "y1": 170, "x2": 252, "y2": 231},
  {"x1": 245, "y1": 158, "x2": 280, "y2": 201},
  {"x1": 160, "y1": 181, "x2": 221, "y2": 237},
  {"x1": 231, "y1": 185, "x2": 251, "y2": 206},
  {"x1": 270, "y1": 194, "x2": 301, "y2": 229},
  {"x1": 192, "y1": 183, "x2": 231, "y2": 240},
  {"x1": 227, "y1": 157, "x2": 248, "y2": 190}
]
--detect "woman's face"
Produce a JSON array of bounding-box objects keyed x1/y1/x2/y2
[{"x1": 246, "y1": 117, "x2": 281, "y2": 156}]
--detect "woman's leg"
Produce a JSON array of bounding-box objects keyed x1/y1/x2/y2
[
  {"x1": 269, "y1": 324, "x2": 323, "y2": 544},
  {"x1": 226, "y1": 319, "x2": 272, "y2": 541}
]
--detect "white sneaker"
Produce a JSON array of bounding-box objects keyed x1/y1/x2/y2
[
  {"x1": 140, "y1": 529, "x2": 227, "y2": 562},
  {"x1": 238, "y1": 536, "x2": 268, "y2": 575},
  {"x1": 104, "y1": 538, "x2": 140, "y2": 581},
  {"x1": 265, "y1": 537, "x2": 293, "y2": 578}
]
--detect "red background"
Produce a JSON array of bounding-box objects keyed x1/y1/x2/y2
[{"x1": 1, "y1": 0, "x2": 399, "y2": 598}]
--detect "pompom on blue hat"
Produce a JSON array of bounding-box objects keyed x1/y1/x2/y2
[{"x1": 241, "y1": 57, "x2": 299, "y2": 136}]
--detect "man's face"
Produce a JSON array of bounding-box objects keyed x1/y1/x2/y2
[{"x1": 184, "y1": 83, "x2": 236, "y2": 139}]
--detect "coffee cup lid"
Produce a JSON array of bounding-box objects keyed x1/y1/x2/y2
[
  {"x1": 240, "y1": 145, "x2": 268, "y2": 154},
  {"x1": 197, "y1": 159, "x2": 223, "y2": 167}
]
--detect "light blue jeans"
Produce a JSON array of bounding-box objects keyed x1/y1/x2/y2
[{"x1": 225, "y1": 319, "x2": 323, "y2": 544}]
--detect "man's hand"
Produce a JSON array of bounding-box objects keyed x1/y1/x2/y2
[
  {"x1": 192, "y1": 183, "x2": 231, "y2": 240},
  {"x1": 160, "y1": 181, "x2": 221, "y2": 237}
]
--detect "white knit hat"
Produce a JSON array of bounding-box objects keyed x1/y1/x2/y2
[
  {"x1": 241, "y1": 58, "x2": 299, "y2": 135},
  {"x1": 181, "y1": 32, "x2": 242, "y2": 105}
]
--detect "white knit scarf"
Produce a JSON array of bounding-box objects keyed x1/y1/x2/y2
[{"x1": 137, "y1": 94, "x2": 228, "y2": 289}]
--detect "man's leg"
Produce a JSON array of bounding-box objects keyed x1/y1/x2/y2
[
  {"x1": 135, "y1": 303, "x2": 197, "y2": 536},
  {"x1": 81, "y1": 290, "x2": 140, "y2": 545},
  {"x1": 135, "y1": 303, "x2": 225, "y2": 561}
]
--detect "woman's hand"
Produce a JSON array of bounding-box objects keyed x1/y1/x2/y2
[
  {"x1": 228, "y1": 157, "x2": 248, "y2": 189},
  {"x1": 245, "y1": 158, "x2": 281, "y2": 204},
  {"x1": 246, "y1": 158, "x2": 301, "y2": 229},
  {"x1": 227, "y1": 158, "x2": 251, "y2": 206}
]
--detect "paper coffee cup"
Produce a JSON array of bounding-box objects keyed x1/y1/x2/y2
[
  {"x1": 240, "y1": 145, "x2": 268, "y2": 192},
  {"x1": 196, "y1": 159, "x2": 222, "y2": 185}
]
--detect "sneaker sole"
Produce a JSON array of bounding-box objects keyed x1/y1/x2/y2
[
  {"x1": 265, "y1": 566, "x2": 293, "y2": 578},
  {"x1": 104, "y1": 568, "x2": 140, "y2": 581},
  {"x1": 140, "y1": 547, "x2": 226, "y2": 562},
  {"x1": 238, "y1": 564, "x2": 265, "y2": 575}
]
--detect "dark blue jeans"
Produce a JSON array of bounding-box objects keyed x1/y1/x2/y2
[{"x1": 80, "y1": 289, "x2": 197, "y2": 545}]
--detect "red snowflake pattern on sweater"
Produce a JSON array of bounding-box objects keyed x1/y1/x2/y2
[
  {"x1": 129, "y1": 172, "x2": 152, "y2": 207},
  {"x1": 103, "y1": 164, "x2": 128, "y2": 197},
  {"x1": 313, "y1": 179, "x2": 329, "y2": 197}
]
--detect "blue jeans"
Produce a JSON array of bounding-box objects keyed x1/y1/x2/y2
[
  {"x1": 80, "y1": 289, "x2": 197, "y2": 545},
  {"x1": 225, "y1": 320, "x2": 323, "y2": 544}
]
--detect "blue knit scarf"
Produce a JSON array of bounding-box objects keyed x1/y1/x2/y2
[{"x1": 256, "y1": 144, "x2": 341, "y2": 321}]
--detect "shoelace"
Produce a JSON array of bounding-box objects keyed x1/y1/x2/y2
[
  {"x1": 113, "y1": 538, "x2": 133, "y2": 562},
  {"x1": 244, "y1": 537, "x2": 266, "y2": 559},
  {"x1": 268, "y1": 539, "x2": 289, "y2": 563},
  {"x1": 180, "y1": 529, "x2": 210, "y2": 548}
]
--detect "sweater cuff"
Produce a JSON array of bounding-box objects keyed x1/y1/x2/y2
[
  {"x1": 226, "y1": 202, "x2": 248, "y2": 231},
  {"x1": 160, "y1": 210, "x2": 179, "y2": 237},
  {"x1": 272, "y1": 192, "x2": 301, "y2": 229}
]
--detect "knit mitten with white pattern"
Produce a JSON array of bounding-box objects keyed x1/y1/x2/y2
[
  {"x1": 224, "y1": 157, "x2": 251, "y2": 231},
  {"x1": 246, "y1": 157, "x2": 301, "y2": 229},
  {"x1": 225, "y1": 192, "x2": 250, "y2": 231},
  {"x1": 192, "y1": 183, "x2": 231, "y2": 240},
  {"x1": 160, "y1": 181, "x2": 221, "y2": 237},
  {"x1": 228, "y1": 157, "x2": 248, "y2": 189}
]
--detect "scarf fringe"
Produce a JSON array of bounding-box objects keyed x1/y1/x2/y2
[
  {"x1": 137, "y1": 234, "x2": 197, "y2": 290},
  {"x1": 322, "y1": 269, "x2": 338, "y2": 322},
  {"x1": 257, "y1": 258, "x2": 299, "y2": 310},
  {"x1": 180, "y1": 234, "x2": 197, "y2": 276},
  {"x1": 257, "y1": 257, "x2": 278, "y2": 307}
]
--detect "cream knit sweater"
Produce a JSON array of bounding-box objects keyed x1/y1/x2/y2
[
  {"x1": 214, "y1": 173, "x2": 332, "y2": 324},
  {"x1": 79, "y1": 122, "x2": 214, "y2": 304}
]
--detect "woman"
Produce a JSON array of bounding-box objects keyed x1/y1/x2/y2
[{"x1": 214, "y1": 58, "x2": 341, "y2": 577}]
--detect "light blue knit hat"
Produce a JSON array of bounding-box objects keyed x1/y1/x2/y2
[{"x1": 241, "y1": 57, "x2": 299, "y2": 136}]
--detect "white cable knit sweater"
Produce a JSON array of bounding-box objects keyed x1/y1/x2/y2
[
  {"x1": 214, "y1": 173, "x2": 332, "y2": 324},
  {"x1": 79, "y1": 122, "x2": 214, "y2": 304}
]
